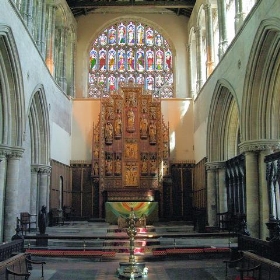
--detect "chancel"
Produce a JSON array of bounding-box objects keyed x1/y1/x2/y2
[
  {"x1": 92, "y1": 85, "x2": 169, "y2": 222},
  {"x1": 1, "y1": 0, "x2": 280, "y2": 279}
]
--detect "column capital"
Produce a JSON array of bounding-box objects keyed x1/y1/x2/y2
[
  {"x1": 239, "y1": 140, "x2": 280, "y2": 154},
  {"x1": 0, "y1": 145, "x2": 24, "y2": 159},
  {"x1": 194, "y1": 26, "x2": 201, "y2": 34},
  {"x1": 203, "y1": 3, "x2": 211, "y2": 11},
  {"x1": 38, "y1": 165, "x2": 52, "y2": 175},
  {"x1": 9, "y1": 147, "x2": 24, "y2": 159},
  {"x1": 31, "y1": 164, "x2": 42, "y2": 173},
  {"x1": 0, "y1": 145, "x2": 11, "y2": 158},
  {"x1": 205, "y1": 161, "x2": 226, "y2": 171}
]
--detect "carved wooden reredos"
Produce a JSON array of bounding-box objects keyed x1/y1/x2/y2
[{"x1": 92, "y1": 85, "x2": 170, "y2": 202}]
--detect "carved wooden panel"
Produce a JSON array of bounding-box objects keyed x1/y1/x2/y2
[{"x1": 92, "y1": 85, "x2": 170, "y2": 205}]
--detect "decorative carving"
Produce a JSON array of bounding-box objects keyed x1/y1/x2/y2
[
  {"x1": 114, "y1": 114, "x2": 122, "y2": 138},
  {"x1": 126, "y1": 108, "x2": 135, "y2": 132},
  {"x1": 115, "y1": 155, "x2": 122, "y2": 175},
  {"x1": 92, "y1": 85, "x2": 170, "y2": 204},
  {"x1": 149, "y1": 120, "x2": 157, "y2": 144},
  {"x1": 93, "y1": 162, "x2": 99, "y2": 176},
  {"x1": 125, "y1": 141, "x2": 138, "y2": 159},
  {"x1": 105, "y1": 122, "x2": 114, "y2": 144},
  {"x1": 205, "y1": 161, "x2": 226, "y2": 171},
  {"x1": 140, "y1": 115, "x2": 148, "y2": 138},
  {"x1": 239, "y1": 140, "x2": 280, "y2": 153},
  {"x1": 125, "y1": 163, "x2": 138, "y2": 186}
]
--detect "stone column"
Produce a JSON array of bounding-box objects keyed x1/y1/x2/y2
[
  {"x1": 0, "y1": 148, "x2": 8, "y2": 242},
  {"x1": 38, "y1": 165, "x2": 51, "y2": 211},
  {"x1": 217, "y1": 162, "x2": 227, "y2": 213},
  {"x1": 24, "y1": 0, "x2": 34, "y2": 32},
  {"x1": 239, "y1": 140, "x2": 280, "y2": 238},
  {"x1": 195, "y1": 26, "x2": 204, "y2": 91},
  {"x1": 204, "y1": 3, "x2": 215, "y2": 76},
  {"x1": 37, "y1": 0, "x2": 47, "y2": 57},
  {"x1": 57, "y1": 26, "x2": 68, "y2": 92},
  {"x1": 4, "y1": 147, "x2": 24, "y2": 241},
  {"x1": 206, "y1": 161, "x2": 227, "y2": 227},
  {"x1": 205, "y1": 162, "x2": 217, "y2": 227},
  {"x1": 30, "y1": 165, "x2": 40, "y2": 217},
  {"x1": 67, "y1": 30, "x2": 76, "y2": 97},
  {"x1": 244, "y1": 150, "x2": 259, "y2": 237},
  {"x1": 235, "y1": 0, "x2": 246, "y2": 33},
  {"x1": 45, "y1": 3, "x2": 57, "y2": 75},
  {"x1": 217, "y1": 0, "x2": 228, "y2": 58},
  {"x1": 259, "y1": 149, "x2": 272, "y2": 240},
  {"x1": 187, "y1": 43, "x2": 193, "y2": 98}
]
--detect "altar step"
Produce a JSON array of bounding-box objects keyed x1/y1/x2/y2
[
  {"x1": 24, "y1": 221, "x2": 236, "y2": 259},
  {"x1": 25, "y1": 235, "x2": 236, "y2": 254}
]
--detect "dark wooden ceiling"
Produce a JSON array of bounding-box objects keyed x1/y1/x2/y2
[{"x1": 66, "y1": 0, "x2": 196, "y2": 18}]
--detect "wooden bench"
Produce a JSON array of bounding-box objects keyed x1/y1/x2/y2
[
  {"x1": 224, "y1": 251, "x2": 280, "y2": 280},
  {"x1": 217, "y1": 212, "x2": 249, "y2": 235},
  {"x1": 0, "y1": 253, "x2": 46, "y2": 279},
  {"x1": 0, "y1": 239, "x2": 24, "y2": 262}
]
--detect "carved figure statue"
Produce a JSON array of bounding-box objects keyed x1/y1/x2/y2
[
  {"x1": 105, "y1": 122, "x2": 113, "y2": 143},
  {"x1": 106, "y1": 160, "x2": 113, "y2": 175},
  {"x1": 93, "y1": 162, "x2": 99, "y2": 176},
  {"x1": 149, "y1": 121, "x2": 157, "y2": 143},
  {"x1": 115, "y1": 158, "x2": 122, "y2": 175},
  {"x1": 127, "y1": 108, "x2": 135, "y2": 131},
  {"x1": 140, "y1": 116, "x2": 148, "y2": 137},
  {"x1": 114, "y1": 115, "x2": 122, "y2": 136},
  {"x1": 141, "y1": 159, "x2": 148, "y2": 174}
]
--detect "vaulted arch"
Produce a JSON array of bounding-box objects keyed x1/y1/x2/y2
[
  {"x1": 242, "y1": 18, "x2": 280, "y2": 142},
  {"x1": 27, "y1": 85, "x2": 50, "y2": 165},
  {"x1": 207, "y1": 79, "x2": 240, "y2": 162},
  {"x1": 0, "y1": 25, "x2": 25, "y2": 147}
]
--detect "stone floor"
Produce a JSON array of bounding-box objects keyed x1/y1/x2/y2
[
  {"x1": 29, "y1": 256, "x2": 227, "y2": 280},
  {"x1": 26, "y1": 221, "x2": 234, "y2": 279}
]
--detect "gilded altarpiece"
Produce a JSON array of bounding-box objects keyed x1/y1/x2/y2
[{"x1": 92, "y1": 85, "x2": 170, "y2": 219}]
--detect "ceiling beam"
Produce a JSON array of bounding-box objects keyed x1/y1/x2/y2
[{"x1": 67, "y1": 0, "x2": 195, "y2": 9}]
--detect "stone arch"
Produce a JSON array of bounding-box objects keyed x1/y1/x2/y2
[
  {"x1": 207, "y1": 79, "x2": 240, "y2": 162},
  {"x1": 86, "y1": 16, "x2": 176, "y2": 98},
  {"x1": 27, "y1": 85, "x2": 50, "y2": 165},
  {"x1": 0, "y1": 25, "x2": 25, "y2": 147},
  {"x1": 242, "y1": 18, "x2": 280, "y2": 143},
  {"x1": 26, "y1": 85, "x2": 50, "y2": 217}
]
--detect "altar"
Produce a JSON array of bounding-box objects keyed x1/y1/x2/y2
[{"x1": 105, "y1": 202, "x2": 158, "y2": 225}]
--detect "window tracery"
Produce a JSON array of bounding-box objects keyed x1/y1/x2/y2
[{"x1": 88, "y1": 20, "x2": 174, "y2": 98}]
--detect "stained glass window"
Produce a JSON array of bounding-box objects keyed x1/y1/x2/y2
[{"x1": 88, "y1": 20, "x2": 174, "y2": 98}]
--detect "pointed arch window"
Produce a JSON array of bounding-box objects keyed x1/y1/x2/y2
[{"x1": 88, "y1": 20, "x2": 174, "y2": 98}]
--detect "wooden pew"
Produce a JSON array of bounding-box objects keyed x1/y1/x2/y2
[
  {"x1": 0, "y1": 253, "x2": 46, "y2": 279},
  {"x1": 224, "y1": 251, "x2": 280, "y2": 280}
]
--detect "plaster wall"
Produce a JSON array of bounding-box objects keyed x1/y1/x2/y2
[
  {"x1": 192, "y1": 0, "x2": 279, "y2": 163},
  {"x1": 74, "y1": 12, "x2": 189, "y2": 98},
  {"x1": 71, "y1": 98, "x2": 194, "y2": 162},
  {"x1": 71, "y1": 99, "x2": 100, "y2": 161},
  {"x1": 161, "y1": 99, "x2": 194, "y2": 161}
]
